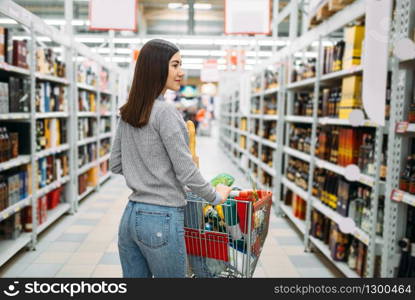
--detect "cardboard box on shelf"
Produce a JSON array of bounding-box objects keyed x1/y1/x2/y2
[
  {"x1": 339, "y1": 75, "x2": 362, "y2": 119},
  {"x1": 343, "y1": 25, "x2": 365, "y2": 70}
]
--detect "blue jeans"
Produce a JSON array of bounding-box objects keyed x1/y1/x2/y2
[{"x1": 118, "y1": 201, "x2": 186, "y2": 278}]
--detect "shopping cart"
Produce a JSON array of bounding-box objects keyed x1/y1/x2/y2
[{"x1": 184, "y1": 189, "x2": 272, "y2": 278}]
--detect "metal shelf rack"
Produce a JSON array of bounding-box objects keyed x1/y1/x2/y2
[
  {"x1": 219, "y1": 0, "x2": 392, "y2": 278},
  {"x1": 0, "y1": 0, "x2": 124, "y2": 268}
]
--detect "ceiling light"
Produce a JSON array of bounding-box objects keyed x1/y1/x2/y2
[
  {"x1": 182, "y1": 58, "x2": 204, "y2": 64},
  {"x1": 180, "y1": 50, "x2": 210, "y2": 56},
  {"x1": 168, "y1": 3, "x2": 183, "y2": 9},
  {"x1": 182, "y1": 64, "x2": 203, "y2": 70},
  {"x1": 75, "y1": 37, "x2": 105, "y2": 43},
  {"x1": 0, "y1": 18, "x2": 17, "y2": 24},
  {"x1": 194, "y1": 3, "x2": 212, "y2": 10},
  {"x1": 178, "y1": 38, "x2": 214, "y2": 45}
]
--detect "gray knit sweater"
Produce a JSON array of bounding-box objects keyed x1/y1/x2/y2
[{"x1": 109, "y1": 97, "x2": 219, "y2": 207}]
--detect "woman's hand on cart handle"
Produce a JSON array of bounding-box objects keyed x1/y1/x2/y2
[{"x1": 215, "y1": 184, "x2": 232, "y2": 204}]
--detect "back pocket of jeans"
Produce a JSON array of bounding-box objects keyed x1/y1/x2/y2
[{"x1": 135, "y1": 210, "x2": 170, "y2": 249}]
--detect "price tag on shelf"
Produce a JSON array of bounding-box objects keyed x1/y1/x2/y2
[
  {"x1": 391, "y1": 189, "x2": 404, "y2": 203},
  {"x1": 396, "y1": 122, "x2": 409, "y2": 133},
  {"x1": 2, "y1": 212, "x2": 9, "y2": 219}
]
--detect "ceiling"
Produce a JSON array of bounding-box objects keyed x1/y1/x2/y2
[{"x1": 8, "y1": 0, "x2": 292, "y2": 75}]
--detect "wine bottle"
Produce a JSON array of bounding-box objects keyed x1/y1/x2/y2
[{"x1": 397, "y1": 238, "x2": 411, "y2": 277}]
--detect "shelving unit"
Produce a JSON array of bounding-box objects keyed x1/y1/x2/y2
[
  {"x1": 0, "y1": 0, "x2": 124, "y2": 268},
  {"x1": 219, "y1": 0, "x2": 393, "y2": 278},
  {"x1": 382, "y1": 0, "x2": 415, "y2": 278}
]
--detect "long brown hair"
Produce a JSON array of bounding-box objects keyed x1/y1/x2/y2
[{"x1": 120, "y1": 39, "x2": 179, "y2": 128}]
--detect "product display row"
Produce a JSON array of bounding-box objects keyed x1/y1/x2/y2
[
  {"x1": 0, "y1": 1, "x2": 122, "y2": 270},
  {"x1": 219, "y1": 0, "x2": 411, "y2": 278}
]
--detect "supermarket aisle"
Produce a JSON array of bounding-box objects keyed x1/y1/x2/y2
[{"x1": 0, "y1": 122, "x2": 341, "y2": 278}]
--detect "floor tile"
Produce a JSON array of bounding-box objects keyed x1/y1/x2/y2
[
  {"x1": 33, "y1": 252, "x2": 73, "y2": 264},
  {"x1": 91, "y1": 265, "x2": 122, "y2": 278},
  {"x1": 77, "y1": 242, "x2": 112, "y2": 252},
  {"x1": 19, "y1": 264, "x2": 63, "y2": 277},
  {"x1": 99, "y1": 252, "x2": 120, "y2": 265},
  {"x1": 55, "y1": 233, "x2": 88, "y2": 243},
  {"x1": 288, "y1": 255, "x2": 328, "y2": 268},
  {"x1": 67, "y1": 252, "x2": 104, "y2": 265},
  {"x1": 73, "y1": 218, "x2": 101, "y2": 226},
  {"x1": 274, "y1": 236, "x2": 304, "y2": 246},
  {"x1": 47, "y1": 242, "x2": 82, "y2": 252},
  {"x1": 297, "y1": 267, "x2": 337, "y2": 278},
  {"x1": 55, "y1": 264, "x2": 96, "y2": 278}
]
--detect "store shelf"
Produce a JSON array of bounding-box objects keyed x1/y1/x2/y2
[
  {"x1": 0, "y1": 232, "x2": 32, "y2": 267},
  {"x1": 280, "y1": 203, "x2": 306, "y2": 234},
  {"x1": 37, "y1": 176, "x2": 70, "y2": 198},
  {"x1": 311, "y1": 197, "x2": 371, "y2": 246},
  {"x1": 99, "y1": 132, "x2": 112, "y2": 140},
  {"x1": 261, "y1": 138, "x2": 277, "y2": 149},
  {"x1": 100, "y1": 111, "x2": 112, "y2": 117},
  {"x1": 287, "y1": 78, "x2": 316, "y2": 90},
  {"x1": 77, "y1": 161, "x2": 98, "y2": 175},
  {"x1": 0, "y1": 155, "x2": 31, "y2": 172},
  {"x1": 262, "y1": 114, "x2": 279, "y2": 121},
  {"x1": 99, "y1": 153, "x2": 110, "y2": 163},
  {"x1": 35, "y1": 73, "x2": 70, "y2": 85},
  {"x1": 248, "y1": 114, "x2": 262, "y2": 119},
  {"x1": 77, "y1": 83, "x2": 98, "y2": 92},
  {"x1": 78, "y1": 186, "x2": 96, "y2": 202},
  {"x1": 281, "y1": 176, "x2": 309, "y2": 201},
  {"x1": 261, "y1": 161, "x2": 276, "y2": 177},
  {"x1": 234, "y1": 128, "x2": 248, "y2": 136},
  {"x1": 285, "y1": 115, "x2": 313, "y2": 124},
  {"x1": 320, "y1": 66, "x2": 363, "y2": 83},
  {"x1": 284, "y1": 146, "x2": 311, "y2": 162},
  {"x1": 35, "y1": 144, "x2": 70, "y2": 159},
  {"x1": 0, "y1": 196, "x2": 31, "y2": 222},
  {"x1": 77, "y1": 137, "x2": 98, "y2": 147},
  {"x1": 0, "y1": 113, "x2": 30, "y2": 120},
  {"x1": 309, "y1": 236, "x2": 360, "y2": 278},
  {"x1": 37, "y1": 203, "x2": 71, "y2": 234},
  {"x1": 314, "y1": 158, "x2": 376, "y2": 188},
  {"x1": 250, "y1": 133, "x2": 262, "y2": 143},
  {"x1": 391, "y1": 189, "x2": 415, "y2": 208},
  {"x1": 319, "y1": 117, "x2": 385, "y2": 128},
  {"x1": 99, "y1": 172, "x2": 112, "y2": 185},
  {"x1": 36, "y1": 112, "x2": 69, "y2": 119},
  {"x1": 78, "y1": 111, "x2": 98, "y2": 118},
  {"x1": 0, "y1": 62, "x2": 30, "y2": 76},
  {"x1": 251, "y1": 91, "x2": 262, "y2": 98},
  {"x1": 100, "y1": 89, "x2": 112, "y2": 95},
  {"x1": 263, "y1": 87, "x2": 279, "y2": 96}
]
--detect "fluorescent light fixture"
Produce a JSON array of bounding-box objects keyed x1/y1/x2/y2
[
  {"x1": 178, "y1": 38, "x2": 214, "y2": 45},
  {"x1": 194, "y1": 3, "x2": 212, "y2": 10},
  {"x1": 0, "y1": 18, "x2": 17, "y2": 24},
  {"x1": 258, "y1": 40, "x2": 287, "y2": 46},
  {"x1": 214, "y1": 39, "x2": 252, "y2": 46},
  {"x1": 114, "y1": 38, "x2": 141, "y2": 44},
  {"x1": 75, "y1": 37, "x2": 105, "y2": 43},
  {"x1": 182, "y1": 58, "x2": 204, "y2": 64},
  {"x1": 182, "y1": 64, "x2": 203, "y2": 70},
  {"x1": 168, "y1": 3, "x2": 183, "y2": 9},
  {"x1": 210, "y1": 50, "x2": 226, "y2": 57},
  {"x1": 246, "y1": 51, "x2": 272, "y2": 57},
  {"x1": 180, "y1": 50, "x2": 210, "y2": 56}
]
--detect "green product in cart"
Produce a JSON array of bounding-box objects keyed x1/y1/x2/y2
[{"x1": 210, "y1": 173, "x2": 235, "y2": 187}]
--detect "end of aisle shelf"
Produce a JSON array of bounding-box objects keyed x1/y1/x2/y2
[{"x1": 0, "y1": 0, "x2": 124, "y2": 269}]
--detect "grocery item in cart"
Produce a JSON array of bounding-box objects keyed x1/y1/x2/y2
[{"x1": 210, "y1": 173, "x2": 235, "y2": 187}]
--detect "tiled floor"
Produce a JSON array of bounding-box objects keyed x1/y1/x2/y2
[{"x1": 0, "y1": 122, "x2": 343, "y2": 278}]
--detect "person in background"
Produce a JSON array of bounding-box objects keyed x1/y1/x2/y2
[{"x1": 110, "y1": 39, "x2": 232, "y2": 278}]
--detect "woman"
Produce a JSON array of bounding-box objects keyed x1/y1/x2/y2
[{"x1": 109, "y1": 39, "x2": 232, "y2": 278}]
